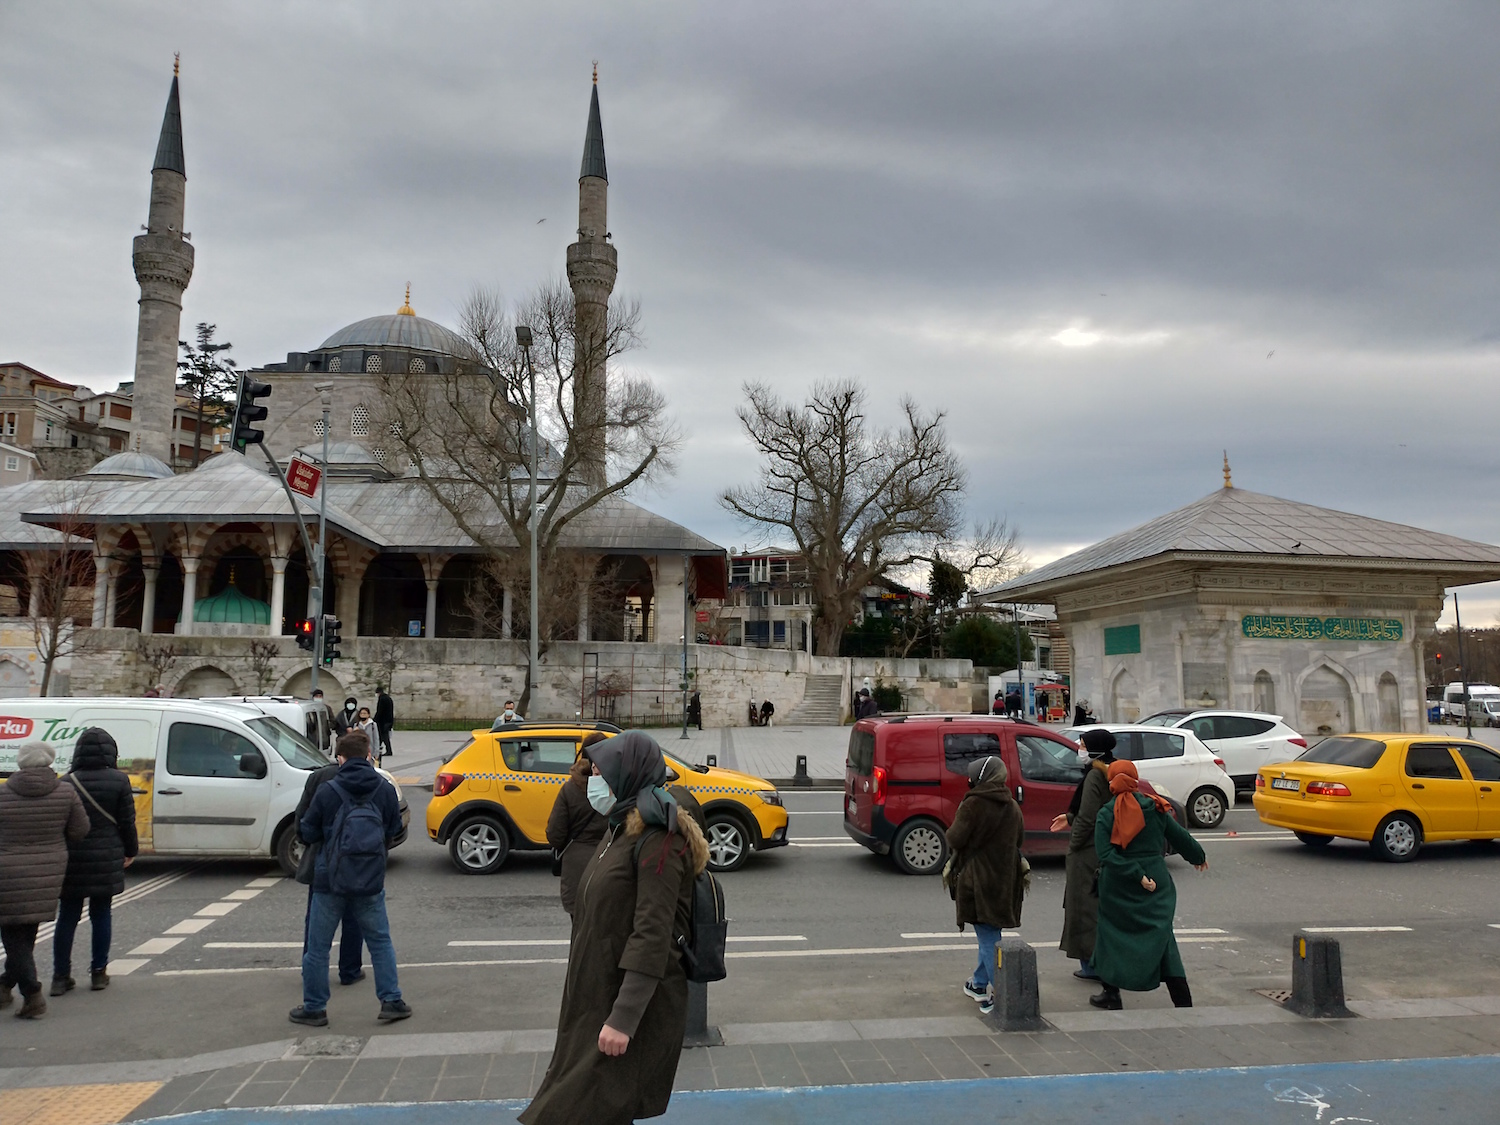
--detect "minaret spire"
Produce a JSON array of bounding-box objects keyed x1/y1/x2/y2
[
  {"x1": 566, "y1": 66, "x2": 618, "y2": 490},
  {"x1": 131, "y1": 62, "x2": 195, "y2": 466}
]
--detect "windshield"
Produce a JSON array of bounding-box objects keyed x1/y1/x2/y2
[
  {"x1": 247, "y1": 717, "x2": 331, "y2": 770},
  {"x1": 1296, "y1": 736, "x2": 1386, "y2": 770},
  {"x1": 1137, "y1": 712, "x2": 1186, "y2": 727}
]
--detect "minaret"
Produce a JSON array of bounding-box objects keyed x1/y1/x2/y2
[
  {"x1": 565, "y1": 65, "x2": 617, "y2": 489},
  {"x1": 131, "y1": 58, "x2": 195, "y2": 466}
]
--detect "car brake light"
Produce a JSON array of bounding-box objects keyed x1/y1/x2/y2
[
  {"x1": 871, "y1": 765, "x2": 887, "y2": 806},
  {"x1": 1306, "y1": 781, "x2": 1351, "y2": 797},
  {"x1": 1255, "y1": 776, "x2": 1265, "y2": 788},
  {"x1": 433, "y1": 771, "x2": 463, "y2": 797},
  {"x1": 1213, "y1": 758, "x2": 1227, "y2": 771},
  {"x1": 1288, "y1": 737, "x2": 1308, "y2": 748}
]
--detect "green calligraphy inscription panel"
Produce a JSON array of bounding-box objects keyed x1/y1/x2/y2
[{"x1": 1241, "y1": 615, "x2": 1402, "y2": 642}]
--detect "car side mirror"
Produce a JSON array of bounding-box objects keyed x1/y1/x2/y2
[{"x1": 239, "y1": 749, "x2": 268, "y2": 779}]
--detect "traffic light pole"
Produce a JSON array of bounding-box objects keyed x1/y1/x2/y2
[{"x1": 313, "y1": 388, "x2": 332, "y2": 695}]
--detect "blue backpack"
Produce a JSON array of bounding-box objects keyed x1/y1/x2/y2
[{"x1": 323, "y1": 778, "x2": 387, "y2": 896}]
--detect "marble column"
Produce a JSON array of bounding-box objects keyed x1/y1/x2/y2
[
  {"x1": 179, "y1": 557, "x2": 200, "y2": 636},
  {"x1": 104, "y1": 571, "x2": 119, "y2": 627},
  {"x1": 501, "y1": 588, "x2": 512, "y2": 640},
  {"x1": 425, "y1": 579, "x2": 439, "y2": 639},
  {"x1": 269, "y1": 557, "x2": 288, "y2": 636},
  {"x1": 90, "y1": 556, "x2": 109, "y2": 628},
  {"x1": 654, "y1": 555, "x2": 687, "y2": 644},
  {"x1": 139, "y1": 563, "x2": 159, "y2": 635},
  {"x1": 27, "y1": 581, "x2": 41, "y2": 619}
]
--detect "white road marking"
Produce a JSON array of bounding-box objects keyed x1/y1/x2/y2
[
  {"x1": 247, "y1": 877, "x2": 284, "y2": 888},
  {"x1": 1175, "y1": 935, "x2": 1243, "y2": 942},
  {"x1": 1490, "y1": 924, "x2": 1500, "y2": 930},
  {"x1": 205, "y1": 942, "x2": 303, "y2": 949},
  {"x1": 164, "y1": 918, "x2": 215, "y2": 935},
  {"x1": 37, "y1": 865, "x2": 203, "y2": 943},
  {"x1": 128, "y1": 937, "x2": 185, "y2": 956},
  {"x1": 1176, "y1": 928, "x2": 1228, "y2": 934},
  {"x1": 223, "y1": 888, "x2": 265, "y2": 901},
  {"x1": 109, "y1": 959, "x2": 149, "y2": 976},
  {"x1": 728, "y1": 935, "x2": 807, "y2": 943},
  {"x1": 195, "y1": 902, "x2": 241, "y2": 917},
  {"x1": 727, "y1": 943, "x2": 974, "y2": 960},
  {"x1": 1302, "y1": 926, "x2": 1413, "y2": 933}
]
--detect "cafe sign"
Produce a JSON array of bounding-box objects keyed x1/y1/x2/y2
[{"x1": 1241, "y1": 615, "x2": 1403, "y2": 642}]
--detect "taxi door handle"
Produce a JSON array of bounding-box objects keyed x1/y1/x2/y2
[
  {"x1": 1410, "y1": 783, "x2": 1425, "y2": 790},
  {"x1": 1482, "y1": 786, "x2": 1493, "y2": 793},
  {"x1": 504, "y1": 784, "x2": 522, "y2": 792},
  {"x1": 157, "y1": 788, "x2": 183, "y2": 796}
]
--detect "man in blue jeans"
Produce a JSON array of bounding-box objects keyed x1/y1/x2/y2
[
  {"x1": 290, "y1": 733, "x2": 410, "y2": 1026},
  {"x1": 295, "y1": 736, "x2": 364, "y2": 986}
]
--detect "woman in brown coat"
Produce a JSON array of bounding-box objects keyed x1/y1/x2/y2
[
  {"x1": 1051, "y1": 728, "x2": 1116, "y2": 981},
  {"x1": 0, "y1": 742, "x2": 89, "y2": 1019},
  {"x1": 545, "y1": 741, "x2": 609, "y2": 917},
  {"x1": 521, "y1": 731, "x2": 709, "y2": 1125},
  {"x1": 945, "y1": 755, "x2": 1025, "y2": 1013}
]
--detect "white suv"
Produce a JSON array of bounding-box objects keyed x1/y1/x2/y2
[
  {"x1": 1060, "y1": 724, "x2": 1235, "y2": 829},
  {"x1": 1138, "y1": 709, "x2": 1306, "y2": 790}
]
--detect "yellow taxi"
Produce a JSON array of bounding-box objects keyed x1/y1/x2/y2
[
  {"x1": 427, "y1": 721, "x2": 789, "y2": 874},
  {"x1": 1253, "y1": 733, "x2": 1500, "y2": 861}
]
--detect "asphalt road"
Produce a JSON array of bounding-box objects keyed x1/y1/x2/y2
[{"x1": 7, "y1": 782, "x2": 1500, "y2": 1070}]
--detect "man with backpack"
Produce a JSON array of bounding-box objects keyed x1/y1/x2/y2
[{"x1": 290, "y1": 731, "x2": 409, "y2": 1027}]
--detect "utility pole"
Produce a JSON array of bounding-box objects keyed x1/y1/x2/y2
[
  {"x1": 309, "y1": 382, "x2": 332, "y2": 697},
  {"x1": 516, "y1": 326, "x2": 539, "y2": 716},
  {"x1": 681, "y1": 558, "x2": 690, "y2": 740},
  {"x1": 1455, "y1": 591, "x2": 1472, "y2": 739}
]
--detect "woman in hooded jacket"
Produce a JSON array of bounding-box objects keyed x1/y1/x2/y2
[
  {"x1": 52, "y1": 728, "x2": 139, "y2": 995},
  {"x1": 1050, "y1": 728, "x2": 1116, "y2": 981},
  {"x1": 521, "y1": 731, "x2": 709, "y2": 1125},
  {"x1": 945, "y1": 755, "x2": 1025, "y2": 1012},
  {"x1": 1090, "y1": 760, "x2": 1208, "y2": 1010}
]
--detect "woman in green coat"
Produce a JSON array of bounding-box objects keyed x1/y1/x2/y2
[
  {"x1": 1090, "y1": 760, "x2": 1208, "y2": 1010},
  {"x1": 1051, "y1": 729, "x2": 1116, "y2": 980}
]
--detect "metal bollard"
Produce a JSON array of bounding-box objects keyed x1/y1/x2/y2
[
  {"x1": 981, "y1": 936, "x2": 1049, "y2": 1032},
  {"x1": 682, "y1": 980, "x2": 723, "y2": 1047},
  {"x1": 793, "y1": 754, "x2": 810, "y2": 786},
  {"x1": 706, "y1": 754, "x2": 717, "y2": 767},
  {"x1": 1286, "y1": 931, "x2": 1353, "y2": 1018}
]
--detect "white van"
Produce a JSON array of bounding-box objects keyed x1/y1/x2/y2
[
  {"x1": 0, "y1": 698, "x2": 408, "y2": 874},
  {"x1": 1441, "y1": 682, "x2": 1500, "y2": 723},
  {"x1": 200, "y1": 696, "x2": 333, "y2": 752}
]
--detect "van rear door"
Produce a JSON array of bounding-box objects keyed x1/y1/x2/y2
[
  {"x1": 844, "y1": 725, "x2": 876, "y2": 834},
  {"x1": 1013, "y1": 731, "x2": 1087, "y2": 855},
  {"x1": 153, "y1": 717, "x2": 273, "y2": 852}
]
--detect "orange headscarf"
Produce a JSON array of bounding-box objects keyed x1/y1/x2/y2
[{"x1": 1107, "y1": 760, "x2": 1175, "y2": 848}]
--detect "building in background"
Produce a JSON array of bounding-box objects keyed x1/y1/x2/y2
[{"x1": 719, "y1": 547, "x2": 814, "y2": 651}]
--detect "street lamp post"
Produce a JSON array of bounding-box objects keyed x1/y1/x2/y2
[
  {"x1": 1455, "y1": 591, "x2": 1472, "y2": 739},
  {"x1": 516, "y1": 326, "x2": 539, "y2": 715}
]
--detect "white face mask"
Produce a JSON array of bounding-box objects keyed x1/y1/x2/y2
[{"x1": 586, "y1": 774, "x2": 616, "y2": 815}]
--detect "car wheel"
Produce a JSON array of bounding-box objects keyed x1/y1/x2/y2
[
  {"x1": 1187, "y1": 787, "x2": 1227, "y2": 830},
  {"x1": 705, "y1": 814, "x2": 751, "y2": 873},
  {"x1": 274, "y1": 824, "x2": 303, "y2": 877},
  {"x1": 1370, "y1": 813, "x2": 1422, "y2": 863},
  {"x1": 449, "y1": 816, "x2": 511, "y2": 874},
  {"x1": 1294, "y1": 830, "x2": 1334, "y2": 848},
  {"x1": 891, "y1": 819, "x2": 948, "y2": 876}
]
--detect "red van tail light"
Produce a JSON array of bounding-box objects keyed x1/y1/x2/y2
[
  {"x1": 1288, "y1": 737, "x2": 1308, "y2": 749},
  {"x1": 1306, "y1": 781, "x2": 1352, "y2": 797},
  {"x1": 433, "y1": 771, "x2": 464, "y2": 797},
  {"x1": 871, "y1": 765, "x2": 887, "y2": 806}
]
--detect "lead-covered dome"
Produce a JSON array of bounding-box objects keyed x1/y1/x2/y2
[{"x1": 318, "y1": 291, "x2": 469, "y2": 358}]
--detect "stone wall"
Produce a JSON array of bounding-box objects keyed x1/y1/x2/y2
[{"x1": 63, "y1": 632, "x2": 971, "y2": 727}]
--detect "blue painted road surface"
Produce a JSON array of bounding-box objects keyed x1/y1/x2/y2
[{"x1": 141, "y1": 1055, "x2": 1500, "y2": 1125}]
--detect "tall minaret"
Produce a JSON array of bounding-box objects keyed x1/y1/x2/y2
[
  {"x1": 565, "y1": 65, "x2": 617, "y2": 489},
  {"x1": 131, "y1": 58, "x2": 195, "y2": 466}
]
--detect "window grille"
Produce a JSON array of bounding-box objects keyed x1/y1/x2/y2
[
  {"x1": 327, "y1": 356, "x2": 342, "y2": 372},
  {"x1": 351, "y1": 405, "x2": 370, "y2": 437},
  {"x1": 408, "y1": 357, "x2": 427, "y2": 373},
  {"x1": 364, "y1": 354, "x2": 383, "y2": 373}
]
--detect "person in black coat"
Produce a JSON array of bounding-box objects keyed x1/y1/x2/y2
[
  {"x1": 333, "y1": 697, "x2": 359, "y2": 737},
  {"x1": 295, "y1": 732, "x2": 366, "y2": 986},
  {"x1": 374, "y1": 686, "x2": 395, "y2": 759},
  {"x1": 51, "y1": 728, "x2": 138, "y2": 995}
]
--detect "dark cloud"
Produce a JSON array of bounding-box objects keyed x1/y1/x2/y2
[{"x1": 2, "y1": 1, "x2": 1497, "y2": 617}]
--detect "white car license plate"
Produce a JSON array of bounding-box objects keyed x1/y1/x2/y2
[{"x1": 1271, "y1": 777, "x2": 1300, "y2": 792}]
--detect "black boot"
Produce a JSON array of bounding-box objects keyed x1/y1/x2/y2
[
  {"x1": 49, "y1": 976, "x2": 75, "y2": 997},
  {"x1": 1088, "y1": 984, "x2": 1122, "y2": 1010},
  {"x1": 1165, "y1": 976, "x2": 1193, "y2": 1008}
]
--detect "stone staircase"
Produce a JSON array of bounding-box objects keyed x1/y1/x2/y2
[{"x1": 786, "y1": 674, "x2": 845, "y2": 725}]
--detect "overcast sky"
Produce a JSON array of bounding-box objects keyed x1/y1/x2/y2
[{"x1": 3, "y1": 2, "x2": 1498, "y2": 621}]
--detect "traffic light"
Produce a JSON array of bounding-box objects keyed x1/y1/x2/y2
[
  {"x1": 230, "y1": 374, "x2": 272, "y2": 453},
  {"x1": 322, "y1": 615, "x2": 342, "y2": 665},
  {"x1": 294, "y1": 618, "x2": 315, "y2": 652}
]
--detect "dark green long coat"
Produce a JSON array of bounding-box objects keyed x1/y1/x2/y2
[
  {"x1": 945, "y1": 778, "x2": 1025, "y2": 930},
  {"x1": 1058, "y1": 763, "x2": 1110, "y2": 960},
  {"x1": 1091, "y1": 794, "x2": 1206, "y2": 991},
  {"x1": 520, "y1": 820, "x2": 695, "y2": 1125}
]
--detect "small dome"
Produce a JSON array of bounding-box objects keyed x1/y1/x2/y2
[
  {"x1": 318, "y1": 314, "x2": 468, "y2": 358},
  {"x1": 83, "y1": 451, "x2": 175, "y2": 480},
  {"x1": 186, "y1": 582, "x2": 270, "y2": 625}
]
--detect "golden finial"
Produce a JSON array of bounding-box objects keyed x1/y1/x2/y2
[
  {"x1": 592, "y1": 60, "x2": 598, "y2": 85},
  {"x1": 1222, "y1": 451, "x2": 1232, "y2": 489},
  {"x1": 397, "y1": 282, "x2": 415, "y2": 316},
  {"x1": 174, "y1": 52, "x2": 180, "y2": 77}
]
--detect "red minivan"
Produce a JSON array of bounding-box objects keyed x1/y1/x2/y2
[{"x1": 843, "y1": 714, "x2": 1088, "y2": 874}]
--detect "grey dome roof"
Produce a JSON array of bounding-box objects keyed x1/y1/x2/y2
[
  {"x1": 318, "y1": 313, "x2": 468, "y2": 357},
  {"x1": 84, "y1": 451, "x2": 175, "y2": 480}
]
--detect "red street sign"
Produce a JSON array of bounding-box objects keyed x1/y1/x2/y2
[{"x1": 287, "y1": 456, "x2": 322, "y2": 499}]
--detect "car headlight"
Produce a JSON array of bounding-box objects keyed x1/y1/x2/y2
[{"x1": 758, "y1": 789, "x2": 784, "y2": 807}]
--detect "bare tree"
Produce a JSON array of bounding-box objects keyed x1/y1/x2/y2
[
  {"x1": 136, "y1": 637, "x2": 178, "y2": 695},
  {"x1": 245, "y1": 639, "x2": 280, "y2": 695},
  {"x1": 177, "y1": 322, "x2": 237, "y2": 468},
  {"x1": 25, "y1": 532, "x2": 95, "y2": 697},
  {"x1": 374, "y1": 281, "x2": 679, "y2": 713},
  {"x1": 721, "y1": 380, "x2": 966, "y2": 656}
]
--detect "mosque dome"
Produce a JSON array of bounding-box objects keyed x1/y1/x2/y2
[
  {"x1": 317, "y1": 287, "x2": 468, "y2": 358},
  {"x1": 185, "y1": 580, "x2": 270, "y2": 625},
  {"x1": 83, "y1": 451, "x2": 176, "y2": 480}
]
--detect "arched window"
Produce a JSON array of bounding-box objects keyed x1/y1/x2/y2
[
  {"x1": 408, "y1": 357, "x2": 427, "y2": 373},
  {"x1": 351, "y1": 405, "x2": 370, "y2": 437},
  {"x1": 1253, "y1": 670, "x2": 1276, "y2": 714},
  {"x1": 364, "y1": 354, "x2": 383, "y2": 373},
  {"x1": 1377, "y1": 672, "x2": 1401, "y2": 730},
  {"x1": 327, "y1": 356, "x2": 342, "y2": 373}
]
